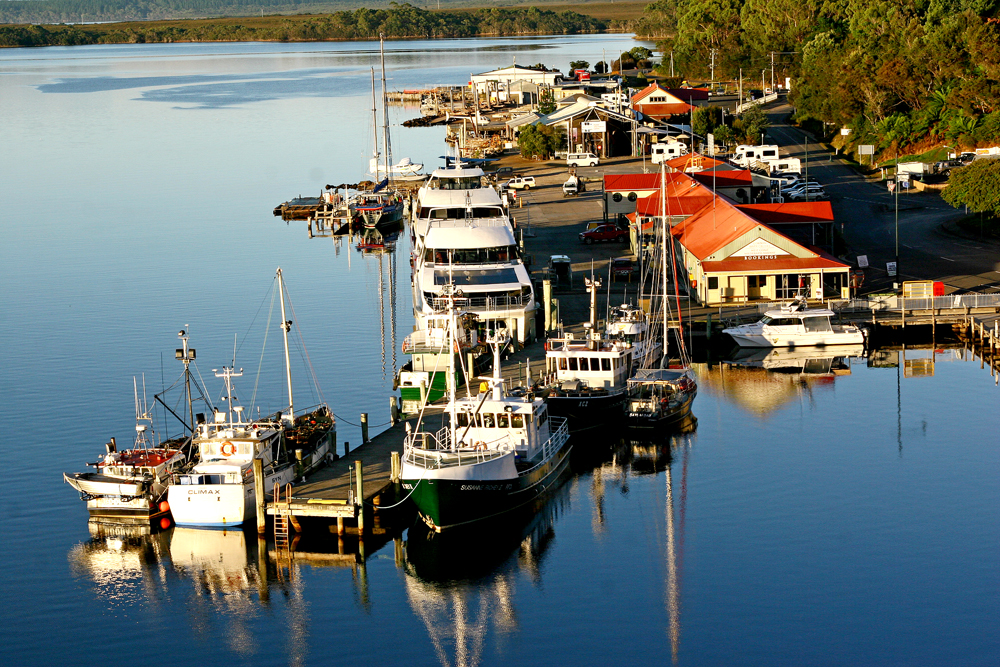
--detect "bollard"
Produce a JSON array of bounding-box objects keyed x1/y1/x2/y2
[
  {"x1": 253, "y1": 457, "x2": 266, "y2": 534},
  {"x1": 361, "y1": 412, "x2": 369, "y2": 444},
  {"x1": 543, "y1": 279, "x2": 552, "y2": 331},
  {"x1": 344, "y1": 440, "x2": 350, "y2": 456},
  {"x1": 355, "y1": 460, "x2": 365, "y2": 536},
  {"x1": 389, "y1": 396, "x2": 399, "y2": 425}
]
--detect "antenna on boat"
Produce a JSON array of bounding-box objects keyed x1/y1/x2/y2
[{"x1": 176, "y1": 327, "x2": 197, "y2": 435}]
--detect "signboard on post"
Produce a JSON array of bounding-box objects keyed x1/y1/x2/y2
[
  {"x1": 887, "y1": 262, "x2": 898, "y2": 277},
  {"x1": 857, "y1": 255, "x2": 869, "y2": 268},
  {"x1": 707, "y1": 133, "x2": 715, "y2": 156},
  {"x1": 859, "y1": 145, "x2": 874, "y2": 155},
  {"x1": 581, "y1": 121, "x2": 606, "y2": 133}
]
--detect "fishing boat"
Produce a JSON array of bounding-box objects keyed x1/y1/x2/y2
[
  {"x1": 397, "y1": 310, "x2": 481, "y2": 413},
  {"x1": 63, "y1": 378, "x2": 190, "y2": 525},
  {"x1": 167, "y1": 269, "x2": 335, "y2": 528},
  {"x1": 606, "y1": 302, "x2": 662, "y2": 367},
  {"x1": 541, "y1": 275, "x2": 632, "y2": 432},
  {"x1": 722, "y1": 294, "x2": 866, "y2": 348},
  {"x1": 400, "y1": 285, "x2": 571, "y2": 532}
]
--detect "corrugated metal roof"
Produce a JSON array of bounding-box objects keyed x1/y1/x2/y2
[
  {"x1": 690, "y1": 170, "x2": 753, "y2": 188},
  {"x1": 736, "y1": 202, "x2": 835, "y2": 224},
  {"x1": 603, "y1": 173, "x2": 664, "y2": 192}
]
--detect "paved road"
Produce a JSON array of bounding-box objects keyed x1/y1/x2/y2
[{"x1": 765, "y1": 104, "x2": 1000, "y2": 294}]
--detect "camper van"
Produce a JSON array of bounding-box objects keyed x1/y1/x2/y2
[
  {"x1": 763, "y1": 157, "x2": 801, "y2": 174},
  {"x1": 651, "y1": 142, "x2": 689, "y2": 164},
  {"x1": 733, "y1": 144, "x2": 780, "y2": 167}
]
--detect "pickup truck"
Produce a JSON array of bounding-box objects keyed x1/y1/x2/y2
[{"x1": 506, "y1": 176, "x2": 536, "y2": 190}]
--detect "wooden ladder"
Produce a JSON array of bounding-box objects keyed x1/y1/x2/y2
[{"x1": 273, "y1": 482, "x2": 294, "y2": 580}]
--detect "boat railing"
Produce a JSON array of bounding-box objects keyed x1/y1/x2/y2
[
  {"x1": 404, "y1": 427, "x2": 516, "y2": 469},
  {"x1": 516, "y1": 417, "x2": 569, "y2": 475},
  {"x1": 402, "y1": 329, "x2": 476, "y2": 353},
  {"x1": 424, "y1": 215, "x2": 509, "y2": 229},
  {"x1": 428, "y1": 293, "x2": 529, "y2": 311}
]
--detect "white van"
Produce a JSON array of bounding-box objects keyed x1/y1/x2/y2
[
  {"x1": 733, "y1": 144, "x2": 780, "y2": 167},
  {"x1": 651, "y1": 142, "x2": 689, "y2": 164},
  {"x1": 567, "y1": 152, "x2": 599, "y2": 167}
]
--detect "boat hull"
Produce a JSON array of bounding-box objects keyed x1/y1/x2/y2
[
  {"x1": 627, "y1": 390, "x2": 698, "y2": 430},
  {"x1": 401, "y1": 440, "x2": 572, "y2": 531},
  {"x1": 544, "y1": 390, "x2": 627, "y2": 433},
  {"x1": 168, "y1": 465, "x2": 295, "y2": 528}
]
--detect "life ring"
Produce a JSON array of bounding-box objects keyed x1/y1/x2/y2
[{"x1": 220, "y1": 441, "x2": 237, "y2": 457}]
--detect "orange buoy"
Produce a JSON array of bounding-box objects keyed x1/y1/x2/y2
[{"x1": 159, "y1": 500, "x2": 170, "y2": 513}]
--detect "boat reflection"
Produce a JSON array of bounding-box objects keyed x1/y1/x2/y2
[
  {"x1": 402, "y1": 483, "x2": 570, "y2": 666},
  {"x1": 701, "y1": 345, "x2": 866, "y2": 416}
]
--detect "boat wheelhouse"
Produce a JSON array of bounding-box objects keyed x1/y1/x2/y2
[
  {"x1": 398, "y1": 312, "x2": 481, "y2": 413},
  {"x1": 606, "y1": 302, "x2": 662, "y2": 368},
  {"x1": 722, "y1": 296, "x2": 865, "y2": 348}
]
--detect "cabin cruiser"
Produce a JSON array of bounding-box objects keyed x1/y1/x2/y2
[
  {"x1": 722, "y1": 295, "x2": 865, "y2": 348},
  {"x1": 411, "y1": 170, "x2": 535, "y2": 344}
]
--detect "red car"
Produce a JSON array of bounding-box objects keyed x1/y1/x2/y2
[{"x1": 579, "y1": 224, "x2": 628, "y2": 244}]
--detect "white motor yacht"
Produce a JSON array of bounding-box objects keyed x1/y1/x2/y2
[{"x1": 723, "y1": 296, "x2": 866, "y2": 348}]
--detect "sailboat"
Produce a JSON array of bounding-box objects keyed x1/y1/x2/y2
[
  {"x1": 400, "y1": 284, "x2": 571, "y2": 532},
  {"x1": 626, "y1": 163, "x2": 698, "y2": 429},
  {"x1": 167, "y1": 268, "x2": 335, "y2": 527},
  {"x1": 353, "y1": 38, "x2": 406, "y2": 234}
]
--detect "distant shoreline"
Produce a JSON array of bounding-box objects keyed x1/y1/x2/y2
[{"x1": 0, "y1": 4, "x2": 648, "y2": 48}]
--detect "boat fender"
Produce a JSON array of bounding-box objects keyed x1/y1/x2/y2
[{"x1": 220, "y1": 441, "x2": 236, "y2": 457}]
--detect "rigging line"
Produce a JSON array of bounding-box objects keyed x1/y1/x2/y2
[
  {"x1": 280, "y1": 275, "x2": 328, "y2": 409},
  {"x1": 250, "y1": 278, "x2": 278, "y2": 416},
  {"x1": 235, "y1": 273, "x2": 279, "y2": 364}
]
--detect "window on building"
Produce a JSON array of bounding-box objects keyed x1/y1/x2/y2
[{"x1": 708, "y1": 276, "x2": 719, "y2": 290}]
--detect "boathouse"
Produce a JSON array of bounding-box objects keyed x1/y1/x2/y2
[
  {"x1": 630, "y1": 83, "x2": 695, "y2": 121},
  {"x1": 671, "y1": 198, "x2": 850, "y2": 304}
]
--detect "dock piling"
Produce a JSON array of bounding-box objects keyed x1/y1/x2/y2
[
  {"x1": 361, "y1": 413, "x2": 369, "y2": 444},
  {"x1": 389, "y1": 396, "x2": 399, "y2": 426},
  {"x1": 355, "y1": 460, "x2": 365, "y2": 536},
  {"x1": 253, "y1": 458, "x2": 266, "y2": 534}
]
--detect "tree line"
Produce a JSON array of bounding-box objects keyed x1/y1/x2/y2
[
  {"x1": 631, "y1": 0, "x2": 1000, "y2": 159},
  {"x1": 0, "y1": 3, "x2": 606, "y2": 46}
]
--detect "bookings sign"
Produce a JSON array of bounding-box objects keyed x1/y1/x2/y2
[{"x1": 582, "y1": 121, "x2": 606, "y2": 133}]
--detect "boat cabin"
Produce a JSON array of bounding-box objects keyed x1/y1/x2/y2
[
  {"x1": 545, "y1": 335, "x2": 633, "y2": 389},
  {"x1": 452, "y1": 395, "x2": 552, "y2": 461}
]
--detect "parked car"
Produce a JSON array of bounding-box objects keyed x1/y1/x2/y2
[
  {"x1": 563, "y1": 176, "x2": 583, "y2": 196},
  {"x1": 579, "y1": 224, "x2": 628, "y2": 244},
  {"x1": 611, "y1": 256, "x2": 636, "y2": 280},
  {"x1": 491, "y1": 166, "x2": 517, "y2": 181},
  {"x1": 506, "y1": 176, "x2": 536, "y2": 190},
  {"x1": 784, "y1": 182, "x2": 825, "y2": 196},
  {"x1": 567, "y1": 152, "x2": 600, "y2": 167}
]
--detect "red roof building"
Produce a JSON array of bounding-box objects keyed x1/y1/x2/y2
[{"x1": 630, "y1": 83, "x2": 695, "y2": 120}]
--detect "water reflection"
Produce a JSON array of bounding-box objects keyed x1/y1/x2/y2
[
  {"x1": 701, "y1": 345, "x2": 866, "y2": 416},
  {"x1": 402, "y1": 488, "x2": 567, "y2": 667}
]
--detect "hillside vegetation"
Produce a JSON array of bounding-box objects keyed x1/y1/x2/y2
[
  {"x1": 631, "y1": 0, "x2": 1000, "y2": 158},
  {"x1": 0, "y1": 3, "x2": 607, "y2": 45}
]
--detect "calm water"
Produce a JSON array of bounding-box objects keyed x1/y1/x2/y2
[{"x1": 2, "y1": 37, "x2": 999, "y2": 666}]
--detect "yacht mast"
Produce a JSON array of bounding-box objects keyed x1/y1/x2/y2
[
  {"x1": 660, "y1": 162, "x2": 669, "y2": 351},
  {"x1": 277, "y1": 268, "x2": 294, "y2": 423},
  {"x1": 380, "y1": 34, "x2": 392, "y2": 180},
  {"x1": 371, "y1": 68, "x2": 380, "y2": 177}
]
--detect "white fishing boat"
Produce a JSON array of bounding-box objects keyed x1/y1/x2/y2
[
  {"x1": 606, "y1": 302, "x2": 662, "y2": 367},
  {"x1": 167, "y1": 269, "x2": 335, "y2": 528},
  {"x1": 400, "y1": 286, "x2": 571, "y2": 532},
  {"x1": 63, "y1": 377, "x2": 190, "y2": 525},
  {"x1": 722, "y1": 294, "x2": 866, "y2": 348}
]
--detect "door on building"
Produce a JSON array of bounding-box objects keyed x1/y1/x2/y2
[
  {"x1": 776, "y1": 274, "x2": 808, "y2": 299},
  {"x1": 747, "y1": 275, "x2": 767, "y2": 300}
]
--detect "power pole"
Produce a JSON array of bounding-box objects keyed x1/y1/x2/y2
[
  {"x1": 710, "y1": 49, "x2": 716, "y2": 88},
  {"x1": 670, "y1": 50, "x2": 674, "y2": 78},
  {"x1": 770, "y1": 52, "x2": 775, "y2": 92}
]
